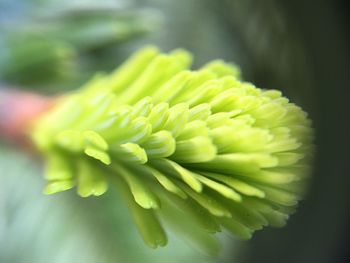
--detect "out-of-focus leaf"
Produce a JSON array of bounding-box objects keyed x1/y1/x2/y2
[{"x1": 0, "y1": 1, "x2": 158, "y2": 90}]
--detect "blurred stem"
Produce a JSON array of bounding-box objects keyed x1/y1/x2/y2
[{"x1": 0, "y1": 89, "x2": 56, "y2": 147}]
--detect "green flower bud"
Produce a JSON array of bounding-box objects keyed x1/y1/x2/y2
[{"x1": 31, "y1": 46, "x2": 314, "y2": 252}]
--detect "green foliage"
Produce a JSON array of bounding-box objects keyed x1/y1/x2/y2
[
  {"x1": 31, "y1": 46, "x2": 313, "y2": 252},
  {"x1": 0, "y1": 3, "x2": 154, "y2": 89}
]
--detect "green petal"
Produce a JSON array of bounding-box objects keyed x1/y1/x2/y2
[
  {"x1": 151, "y1": 159, "x2": 202, "y2": 193},
  {"x1": 171, "y1": 136, "x2": 217, "y2": 163},
  {"x1": 84, "y1": 147, "x2": 111, "y2": 165},
  {"x1": 56, "y1": 130, "x2": 84, "y2": 152},
  {"x1": 112, "y1": 143, "x2": 148, "y2": 164},
  {"x1": 189, "y1": 153, "x2": 278, "y2": 174},
  {"x1": 146, "y1": 166, "x2": 187, "y2": 199},
  {"x1": 160, "y1": 191, "x2": 221, "y2": 233},
  {"x1": 83, "y1": 130, "x2": 109, "y2": 151},
  {"x1": 76, "y1": 160, "x2": 108, "y2": 197},
  {"x1": 218, "y1": 217, "x2": 253, "y2": 240},
  {"x1": 142, "y1": 130, "x2": 176, "y2": 158},
  {"x1": 202, "y1": 60, "x2": 241, "y2": 78},
  {"x1": 188, "y1": 103, "x2": 211, "y2": 121},
  {"x1": 44, "y1": 180, "x2": 74, "y2": 194},
  {"x1": 112, "y1": 163, "x2": 159, "y2": 209},
  {"x1": 178, "y1": 183, "x2": 231, "y2": 217},
  {"x1": 108, "y1": 46, "x2": 160, "y2": 93},
  {"x1": 163, "y1": 103, "x2": 189, "y2": 137},
  {"x1": 193, "y1": 173, "x2": 242, "y2": 202},
  {"x1": 147, "y1": 102, "x2": 169, "y2": 132},
  {"x1": 159, "y1": 197, "x2": 220, "y2": 256},
  {"x1": 113, "y1": 175, "x2": 167, "y2": 248},
  {"x1": 44, "y1": 153, "x2": 74, "y2": 181},
  {"x1": 200, "y1": 171, "x2": 265, "y2": 198}
]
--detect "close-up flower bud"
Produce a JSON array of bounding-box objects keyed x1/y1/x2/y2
[
  {"x1": 30, "y1": 47, "x2": 314, "y2": 251},
  {"x1": 0, "y1": 1, "x2": 348, "y2": 263}
]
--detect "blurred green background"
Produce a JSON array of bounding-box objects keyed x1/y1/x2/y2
[{"x1": 1, "y1": 0, "x2": 349, "y2": 262}]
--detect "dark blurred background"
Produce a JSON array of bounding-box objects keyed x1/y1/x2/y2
[{"x1": 0, "y1": 0, "x2": 349, "y2": 262}]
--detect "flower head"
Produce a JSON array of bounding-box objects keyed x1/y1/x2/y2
[{"x1": 31, "y1": 46, "x2": 314, "y2": 251}]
